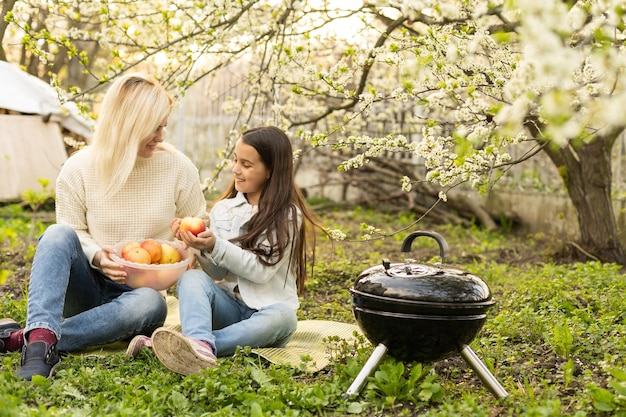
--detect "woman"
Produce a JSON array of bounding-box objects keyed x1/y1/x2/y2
[
  {"x1": 149, "y1": 126, "x2": 324, "y2": 376},
  {"x1": 0, "y1": 72, "x2": 208, "y2": 381}
]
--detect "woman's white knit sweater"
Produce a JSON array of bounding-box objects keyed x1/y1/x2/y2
[{"x1": 55, "y1": 146, "x2": 208, "y2": 266}]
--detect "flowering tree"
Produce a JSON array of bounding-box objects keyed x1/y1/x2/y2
[{"x1": 2, "y1": 0, "x2": 626, "y2": 263}]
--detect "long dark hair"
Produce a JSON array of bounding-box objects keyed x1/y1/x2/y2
[{"x1": 216, "y1": 126, "x2": 322, "y2": 295}]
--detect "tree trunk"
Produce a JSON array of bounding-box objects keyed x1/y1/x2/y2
[
  {"x1": 0, "y1": 0, "x2": 18, "y2": 61},
  {"x1": 542, "y1": 132, "x2": 626, "y2": 264}
]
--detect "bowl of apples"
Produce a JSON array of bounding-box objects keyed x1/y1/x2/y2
[{"x1": 110, "y1": 239, "x2": 191, "y2": 291}]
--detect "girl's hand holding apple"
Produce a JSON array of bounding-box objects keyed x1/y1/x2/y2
[
  {"x1": 178, "y1": 228, "x2": 216, "y2": 254},
  {"x1": 170, "y1": 217, "x2": 183, "y2": 236}
]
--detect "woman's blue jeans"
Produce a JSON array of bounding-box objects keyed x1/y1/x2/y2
[
  {"x1": 25, "y1": 224, "x2": 167, "y2": 352},
  {"x1": 177, "y1": 269, "x2": 297, "y2": 357}
]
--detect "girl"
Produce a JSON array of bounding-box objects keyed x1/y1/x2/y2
[
  {"x1": 0, "y1": 73, "x2": 208, "y2": 380},
  {"x1": 150, "y1": 126, "x2": 324, "y2": 376}
]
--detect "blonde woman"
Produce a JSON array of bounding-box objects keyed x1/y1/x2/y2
[{"x1": 0, "y1": 73, "x2": 208, "y2": 380}]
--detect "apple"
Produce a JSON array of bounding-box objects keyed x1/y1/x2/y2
[
  {"x1": 121, "y1": 241, "x2": 140, "y2": 258},
  {"x1": 140, "y1": 239, "x2": 162, "y2": 263},
  {"x1": 122, "y1": 247, "x2": 152, "y2": 264},
  {"x1": 179, "y1": 216, "x2": 206, "y2": 236},
  {"x1": 160, "y1": 242, "x2": 181, "y2": 264}
]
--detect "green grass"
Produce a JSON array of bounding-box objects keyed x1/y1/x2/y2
[{"x1": 1, "y1": 204, "x2": 626, "y2": 416}]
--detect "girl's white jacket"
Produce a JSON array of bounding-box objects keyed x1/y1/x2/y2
[{"x1": 196, "y1": 192, "x2": 301, "y2": 311}]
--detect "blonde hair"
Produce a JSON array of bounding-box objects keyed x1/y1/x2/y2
[{"x1": 91, "y1": 72, "x2": 174, "y2": 197}]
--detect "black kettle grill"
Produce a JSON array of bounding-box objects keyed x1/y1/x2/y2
[{"x1": 346, "y1": 231, "x2": 508, "y2": 399}]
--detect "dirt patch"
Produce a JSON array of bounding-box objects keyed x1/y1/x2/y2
[{"x1": 0, "y1": 243, "x2": 33, "y2": 300}]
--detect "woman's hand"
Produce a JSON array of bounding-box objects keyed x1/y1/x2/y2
[{"x1": 94, "y1": 246, "x2": 127, "y2": 284}]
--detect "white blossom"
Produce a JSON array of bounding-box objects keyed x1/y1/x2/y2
[
  {"x1": 325, "y1": 229, "x2": 347, "y2": 241},
  {"x1": 401, "y1": 176, "x2": 412, "y2": 192}
]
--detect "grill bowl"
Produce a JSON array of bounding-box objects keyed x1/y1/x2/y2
[{"x1": 351, "y1": 303, "x2": 489, "y2": 362}]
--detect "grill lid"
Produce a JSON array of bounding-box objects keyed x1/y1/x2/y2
[
  {"x1": 352, "y1": 231, "x2": 493, "y2": 305},
  {"x1": 354, "y1": 262, "x2": 492, "y2": 304}
]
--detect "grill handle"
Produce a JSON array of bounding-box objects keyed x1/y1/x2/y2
[{"x1": 400, "y1": 231, "x2": 450, "y2": 264}]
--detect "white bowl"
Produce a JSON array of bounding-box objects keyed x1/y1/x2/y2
[{"x1": 110, "y1": 239, "x2": 191, "y2": 291}]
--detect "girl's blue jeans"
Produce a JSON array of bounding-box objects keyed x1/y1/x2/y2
[
  {"x1": 177, "y1": 269, "x2": 297, "y2": 357},
  {"x1": 25, "y1": 224, "x2": 167, "y2": 351}
]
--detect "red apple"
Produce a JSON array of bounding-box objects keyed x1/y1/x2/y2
[
  {"x1": 123, "y1": 247, "x2": 152, "y2": 264},
  {"x1": 160, "y1": 242, "x2": 181, "y2": 264},
  {"x1": 140, "y1": 239, "x2": 162, "y2": 264},
  {"x1": 179, "y1": 217, "x2": 206, "y2": 236},
  {"x1": 121, "y1": 241, "x2": 141, "y2": 258}
]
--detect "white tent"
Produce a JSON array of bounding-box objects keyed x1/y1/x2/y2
[{"x1": 0, "y1": 61, "x2": 93, "y2": 201}]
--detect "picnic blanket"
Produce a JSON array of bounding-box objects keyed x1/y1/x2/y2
[
  {"x1": 87, "y1": 296, "x2": 363, "y2": 372},
  {"x1": 251, "y1": 318, "x2": 362, "y2": 372}
]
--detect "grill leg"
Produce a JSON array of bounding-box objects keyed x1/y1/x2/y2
[
  {"x1": 344, "y1": 343, "x2": 388, "y2": 398},
  {"x1": 459, "y1": 344, "x2": 508, "y2": 399}
]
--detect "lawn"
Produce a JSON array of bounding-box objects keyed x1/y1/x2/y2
[{"x1": 1, "y1": 204, "x2": 625, "y2": 416}]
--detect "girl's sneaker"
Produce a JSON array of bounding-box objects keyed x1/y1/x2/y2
[
  {"x1": 125, "y1": 335, "x2": 152, "y2": 358},
  {"x1": 151, "y1": 327, "x2": 216, "y2": 376}
]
